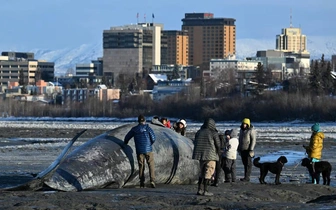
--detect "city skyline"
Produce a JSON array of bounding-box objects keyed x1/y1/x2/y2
[{"x1": 0, "y1": 0, "x2": 335, "y2": 51}]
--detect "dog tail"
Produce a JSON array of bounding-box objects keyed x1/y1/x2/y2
[{"x1": 253, "y1": 157, "x2": 261, "y2": 168}]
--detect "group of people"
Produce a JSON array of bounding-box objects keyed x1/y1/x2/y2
[
  {"x1": 151, "y1": 116, "x2": 187, "y2": 136},
  {"x1": 123, "y1": 115, "x2": 188, "y2": 188},
  {"x1": 192, "y1": 117, "x2": 256, "y2": 196},
  {"x1": 122, "y1": 114, "x2": 324, "y2": 195},
  {"x1": 193, "y1": 119, "x2": 325, "y2": 196}
]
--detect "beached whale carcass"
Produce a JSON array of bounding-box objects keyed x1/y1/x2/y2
[{"x1": 44, "y1": 123, "x2": 199, "y2": 191}]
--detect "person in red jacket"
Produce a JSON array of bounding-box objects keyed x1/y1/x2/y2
[{"x1": 160, "y1": 117, "x2": 171, "y2": 128}]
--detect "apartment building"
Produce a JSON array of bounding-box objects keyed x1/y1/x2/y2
[
  {"x1": 102, "y1": 23, "x2": 167, "y2": 86},
  {"x1": 163, "y1": 30, "x2": 189, "y2": 65},
  {"x1": 0, "y1": 52, "x2": 54, "y2": 86},
  {"x1": 181, "y1": 13, "x2": 236, "y2": 66}
]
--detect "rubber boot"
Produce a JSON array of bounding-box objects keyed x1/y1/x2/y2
[
  {"x1": 196, "y1": 177, "x2": 204, "y2": 195},
  {"x1": 203, "y1": 179, "x2": 214, "y2": 196}
]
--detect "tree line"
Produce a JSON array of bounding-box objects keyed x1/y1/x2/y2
[{"x1": 1, "y1": 55, "x2": 335, "y2": 122}]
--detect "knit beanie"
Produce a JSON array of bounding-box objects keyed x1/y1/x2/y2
[
  {"x1": 224, "y1": 130, "x2": 231, "y2": 135},
  {"x1": 242, "y1": 118, "x2": 250, "y2": 127},
  {"x1": 138, "y1": 114, "x2": 146, "y2": 123},
  {"x1": 311, "y1": 123, "x2": 320, "y2": 132}
]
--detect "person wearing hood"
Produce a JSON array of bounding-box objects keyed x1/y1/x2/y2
[
  {"x1": 303, "y1": 123, "x2": 324, "y2": 184},
  {"x1": 222, "y1": 129, "x2": 239, "y2": 183},
  {"x1": 173, "y1": 119, "x2": 187, "y2": 136},
  {"x1": 151, "y1": 116, "x2": 165, "y2": 127},
  {"x1": 238, "y1": 118, "x2": 257, "y2": 182},
  {"x1": 192, "y1": 118, "x2": 221, "y2": 196}
]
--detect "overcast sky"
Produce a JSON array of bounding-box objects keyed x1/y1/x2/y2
[{"x1": 0, "y1": 0, "x2": 335, "y2": 50}]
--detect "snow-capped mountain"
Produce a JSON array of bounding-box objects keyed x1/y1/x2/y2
[
  {"x1": 32, "y1": 43, "x2": 103, "y2": 76},
  {"x1": 29, "y1": 36, "x2": 336, "y2": 76}
]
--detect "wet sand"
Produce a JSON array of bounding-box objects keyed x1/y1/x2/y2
[{"x1": 0, "y1": 127, "x2": 335, "y2": 210}]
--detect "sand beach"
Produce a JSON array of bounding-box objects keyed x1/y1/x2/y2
[{"x1": 0, "y1": 123, "x2": 335, "y2": 209}]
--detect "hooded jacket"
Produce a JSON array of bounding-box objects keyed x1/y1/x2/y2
[
  {"x1": 173, "y1": 121, "x2": 187, "y2": 136},
  {"x1": 124, "y1": 123, "x2": 156, "y2": 154},
  {"x1": 192, "y1": 118, "x2": 221, "y2": 161},
  {"x1": 238, "y1": 122, "x2": 257, "y2": 152},
  {"x1": 306, "y1": 131, "x2": 324, "y2": 159},
  {"x1": 224, "y1": 129, "x2": 239, "y2": 160}
]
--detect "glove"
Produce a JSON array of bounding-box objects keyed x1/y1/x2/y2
[{"x1": 249, "y1": 150, "x2": 255, "y2": 158}]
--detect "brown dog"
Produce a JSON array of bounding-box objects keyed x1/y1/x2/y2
[
  {"x1": 253, "y1": 156, "x2": 288, "y2": 185},
  {"x1": 301, "y1": 158, "x2": 332, "y2": 185}
]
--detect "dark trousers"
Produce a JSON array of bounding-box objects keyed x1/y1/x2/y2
[
  {"x1": 241, "y1": 150, "x2": 252, "y2": 180},
  {"x1": 222, "y1": 157, "x2": 236, "y2": 182}
]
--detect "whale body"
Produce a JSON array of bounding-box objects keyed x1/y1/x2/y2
[{"x1": 43, "y1": 123, "x2": 199, "y2": 191}]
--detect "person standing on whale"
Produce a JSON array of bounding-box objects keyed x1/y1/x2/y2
[{"x1": 124, "y1": 114, "x2": 156, "y2": 188}]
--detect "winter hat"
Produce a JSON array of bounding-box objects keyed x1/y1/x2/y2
[
  {"x1": 229, "y1": 129, "x2": 239, "y2": 138},
  {"x1": 311, "y1": 123, "x2": 320, "y2": 132},
  {"x1": 179, "y1": 119, "x2": 187, "y2": 128},
  {"x1": 242, "y1": 118, "x2": 250, "y2": 127},
  {"x1": 224, "y1": 130, "x2": 231, "y2": 135},
  {"x1": 138, "y1": 114, "x2": 146, "y2": 123}
]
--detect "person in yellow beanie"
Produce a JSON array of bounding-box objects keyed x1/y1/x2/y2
[{"x1": 238, "y1": 118, "x2": 257, "y2": 182}]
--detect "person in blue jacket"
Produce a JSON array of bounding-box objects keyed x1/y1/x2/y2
[{"x1": 124, "y1": 114, "x2": 156, "y2": 188}]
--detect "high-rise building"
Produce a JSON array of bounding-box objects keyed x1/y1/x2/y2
[
  {"x1": 276, "y1": 27, "x2": 307, "y2": 53},
  {"x1": 181, "y1": 13, "x2": 236, "y2": 66},
  {"x1": 103, "y1": 23, "x2": 166, "y2": 86},
  {"x1": 163, "y1": 30, "x2": 189, "y2": 65},
  {"x1": 0, "y1": 52, "x2": 55, "y2": 86}
]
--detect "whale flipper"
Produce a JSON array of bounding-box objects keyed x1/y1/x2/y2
[{"x1": 4, "y1": 129, "x2": 87, "y2": 191}]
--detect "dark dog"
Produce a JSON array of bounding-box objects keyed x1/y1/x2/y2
[
  {"x1": 253, "y1": 156, "x2": 288, "y2": 185},
  {"x1": 301, "y1": 158, "x2": 332, "y2": 185}
]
